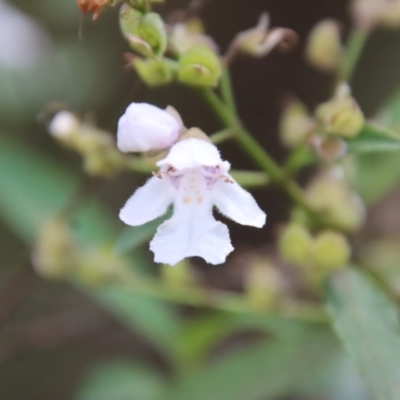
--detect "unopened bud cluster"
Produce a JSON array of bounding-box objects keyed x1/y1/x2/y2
[
  {"x1": 48, "y1": 110, "x2": 149, "y2": 176},
  {"x1": 305, "y1": 168, "x2": 365, "y2": 233},
  {"x1": 118, "y1": 1, "x2": 222, "y2": 88},
  {"x1": 278, "y1": 222, "x2": 351, "y2": 285},
  {"x1": 33, "y1": 216, "x2": 129, "y2": 285},
  {"x1": 279, "y1": 84, "x2": 364, "y2": 161},
  {"x1": 245, "y1": 257, "x2": 285, "y2": 310}
]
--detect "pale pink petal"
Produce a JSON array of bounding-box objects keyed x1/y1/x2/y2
[
  {"x1": 157, "y1": 138, "x2": 225, "y2": 170},
  {"x1": 119, "y1": 176, "x2": 173, "y2": 226},
  {"x1": 150, "y1": 203, "x2": 233, "y2": 265},
  {"x1": 213, "y1": 176, "x2": 266, "y2": 228}
]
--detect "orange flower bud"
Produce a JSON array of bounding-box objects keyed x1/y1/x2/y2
[{"x1": 77, "y1": 0, "x2": 108, "y2": 20}]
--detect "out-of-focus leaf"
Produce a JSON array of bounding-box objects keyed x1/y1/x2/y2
[
  {"x1": 93, "y1": 287, "x2": 180, "y2": 357},
  {"x1": 326, "y1": 268, "x2": 400, "y2": 400},
  {"x1": 177, "y1": 311, "x2": 327, "y2": 370},
  {"x1": 0, "y1": 135, "x2": 182, "y2": 359},
  {"x1": 380, "y1": 85, "x2": 400, "y2": 127},
  {"x1": 352, "y1": 89, "x2": 400, "y2": 204},
  {"x1": 177, "y1": 314, "x2": 236, "y2": 367},
  {"x1": 114, "y1": 210, "x2": 171, "y2": 255},
  {"x1": 298, "y1": 353, "x2": 370, "y2": 400},
  {"x1": 166, "y1": 326, "x2": 337, "y2": 400},
  {"x1": 351, "y1": 152, "x2": 400, "y2": 205},
  {"x1": 347, "y1": 123, "x2": 400, "y2": 154},
  {"x1": 76, "y1": 359, "x2": 165, "y2": 400},
  {"x1": 347, "y1": 138, "x2": 400, "y2": 153},
  {"x1": 0, "y1": 134, "x2": 116, "y2": 244}
]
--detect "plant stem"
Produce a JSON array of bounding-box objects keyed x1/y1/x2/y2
[
  {"x1": 230, "y1": 170, "x2": 270, "y2": 189},
  {"x1": 220, "y1": 68, "x2": 237, "y2": 114},
  {"x1": 210, "y1": 128, "x2": 236, "y2": 144},
  {"x1": 117, "y1": 270, "x2": 329, "y2": 323},
  {"x1": 123, "y1": 156, "x2": 156, "y2": 174},
  {"x1": 340, "y1": 28, "x2": 369, "y2": 83}
]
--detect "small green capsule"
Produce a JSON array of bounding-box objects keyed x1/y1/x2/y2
[
  {"x1": 313, "y1": 231, "x2": 351, "y2": 270},
  {"x1": 279, "y1": 223, "x2": 314, "y2": 267},
  {"x1": 134, "y1": 57, "x2": 178, "y2": 86},
  {"x1": 120, "y1": 5, "x2": 167, "y2": 57},
  {"x1": 178, "y1": 46, "x2": 222, "y2": 87},
  {"x1": 279, "y1": 100, "x2": 314, "y2": 148},
  {"x1": 315, "y1": 84, "x2": 364, "y2": 138},
  {"x1": 305, "y1": 19, "x2": 342, "y2": 72}
]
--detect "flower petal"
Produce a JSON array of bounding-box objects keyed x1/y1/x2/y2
[
  {"x1": 119, "y1": 176, "x2": 173, "y2": 226},
  {"x1": 213, "y1": 177, "x2": 266, "y2": 228},
  {"x1": 157, "y1": 138, "x2": 225, "y2": 170},
  {"x1": 150, "y1": 205, "x2": 233, "y2": 266},
  {"x1": 117, "y1": 103, "x2": 180, "y2": 153}
]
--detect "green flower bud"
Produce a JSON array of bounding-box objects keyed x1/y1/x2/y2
[
  {"x1": 134, "y1": 57, "x2": 178, "y2": 86},
  {"x1": 313, "y1": 231, "x2": 351, "y2": 270},
  {"x1": 170, "y1": 18, "x2": 218, "y2": 55},
  {"x1": 305, "y1": 20, "x2": 342, "y2": 72},
  {"x1": 315, "y1": 84, "x2": 364, "y2": 138},
  {"x1": 279, "y1": 100, "x2": 315, "y2": 148},
  {"x1": 32, "y1": 217, "x2": 80, "y2": 279},
  {"x1": 178, "y1": 46, "x2": 222, "y2": 87},
  {"x1": 245, "y1": 258, "x2": 284, "y2": 310},
  {"x1": 278, "y1": 223, "x2": 314, "y2": 267},
  {"x1": 306, "y1": 168, "x2": 365, "y2": 232},
  {"x1": 77, "y1": 247, "x2": 127, "y2": 286},
  {"x1": 74, "y1": 129, "x2": 122, "y2": 176},
  {"x1": 161, "y1": 260, "x2": 195, "y2": 288},
  {"x1": 120, "y1": 5, "x2": 167, "y2": 57}
]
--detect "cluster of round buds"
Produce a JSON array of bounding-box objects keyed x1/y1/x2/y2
[
  {"x1": 278, "y1": 83, "x2": 364, "y2": 162},
  {"x1": 278, "y1": 222, "x2": 351, "y2": 287},
  {"x1": 48, "y1": 110, "x2": 134, "y2": 177}
]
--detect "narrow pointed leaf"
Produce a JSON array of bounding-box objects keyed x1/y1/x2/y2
[
  {"x1": 166, "y1": 326, "x2": 337, "y2": 400},
  {"x1": 326, "y1": 268, "x2": 400, "y2": 400}
]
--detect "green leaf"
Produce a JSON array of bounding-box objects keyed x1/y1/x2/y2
[
  {"x1": 166, "y1": 326, "x2": 337, "y2": 400},
  {"x1": 351, "y1": 152, "x2": 400, "y2": 205},
  {"x1": 76, "y1": 359, "x2": 165, "y2": 400},
  {"x1": 177, "y1": 314, "x2": 236, "y2": 367},
  {"x1": 346, "y1": 123, "x2": 400, "y2": 154},
  {"x1": 380, "y1": 85, "x2": 400, "y2": 127},
  {"x1": 114, "y1": 210, "x2": 172, "y2": 255},
  {"x1": 92, "y1": 287, "x2": 180, "y2": 357},
  {"x1": 0, "y1": 135, "x2": 181, "y2": 359},
  {"x1": 0, "y1": 134, "x2": 116, "y2": 245},
  {"x1": 351, "y1": 87, "x2": 400, "y2": 204},
  {"x1": 326, "y1": 268, "x2": 400, "y2": 400}
]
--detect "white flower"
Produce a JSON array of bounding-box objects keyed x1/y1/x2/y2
[
  {"x1": 119, "y1": 138, "x2": 266, "y2": 266},
  {"x1": 48, "y1": 111, "x2": 80, "y2": 139},
  {"x1": 117, "y1": 103, "x2": 182, "y2": 153}
]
